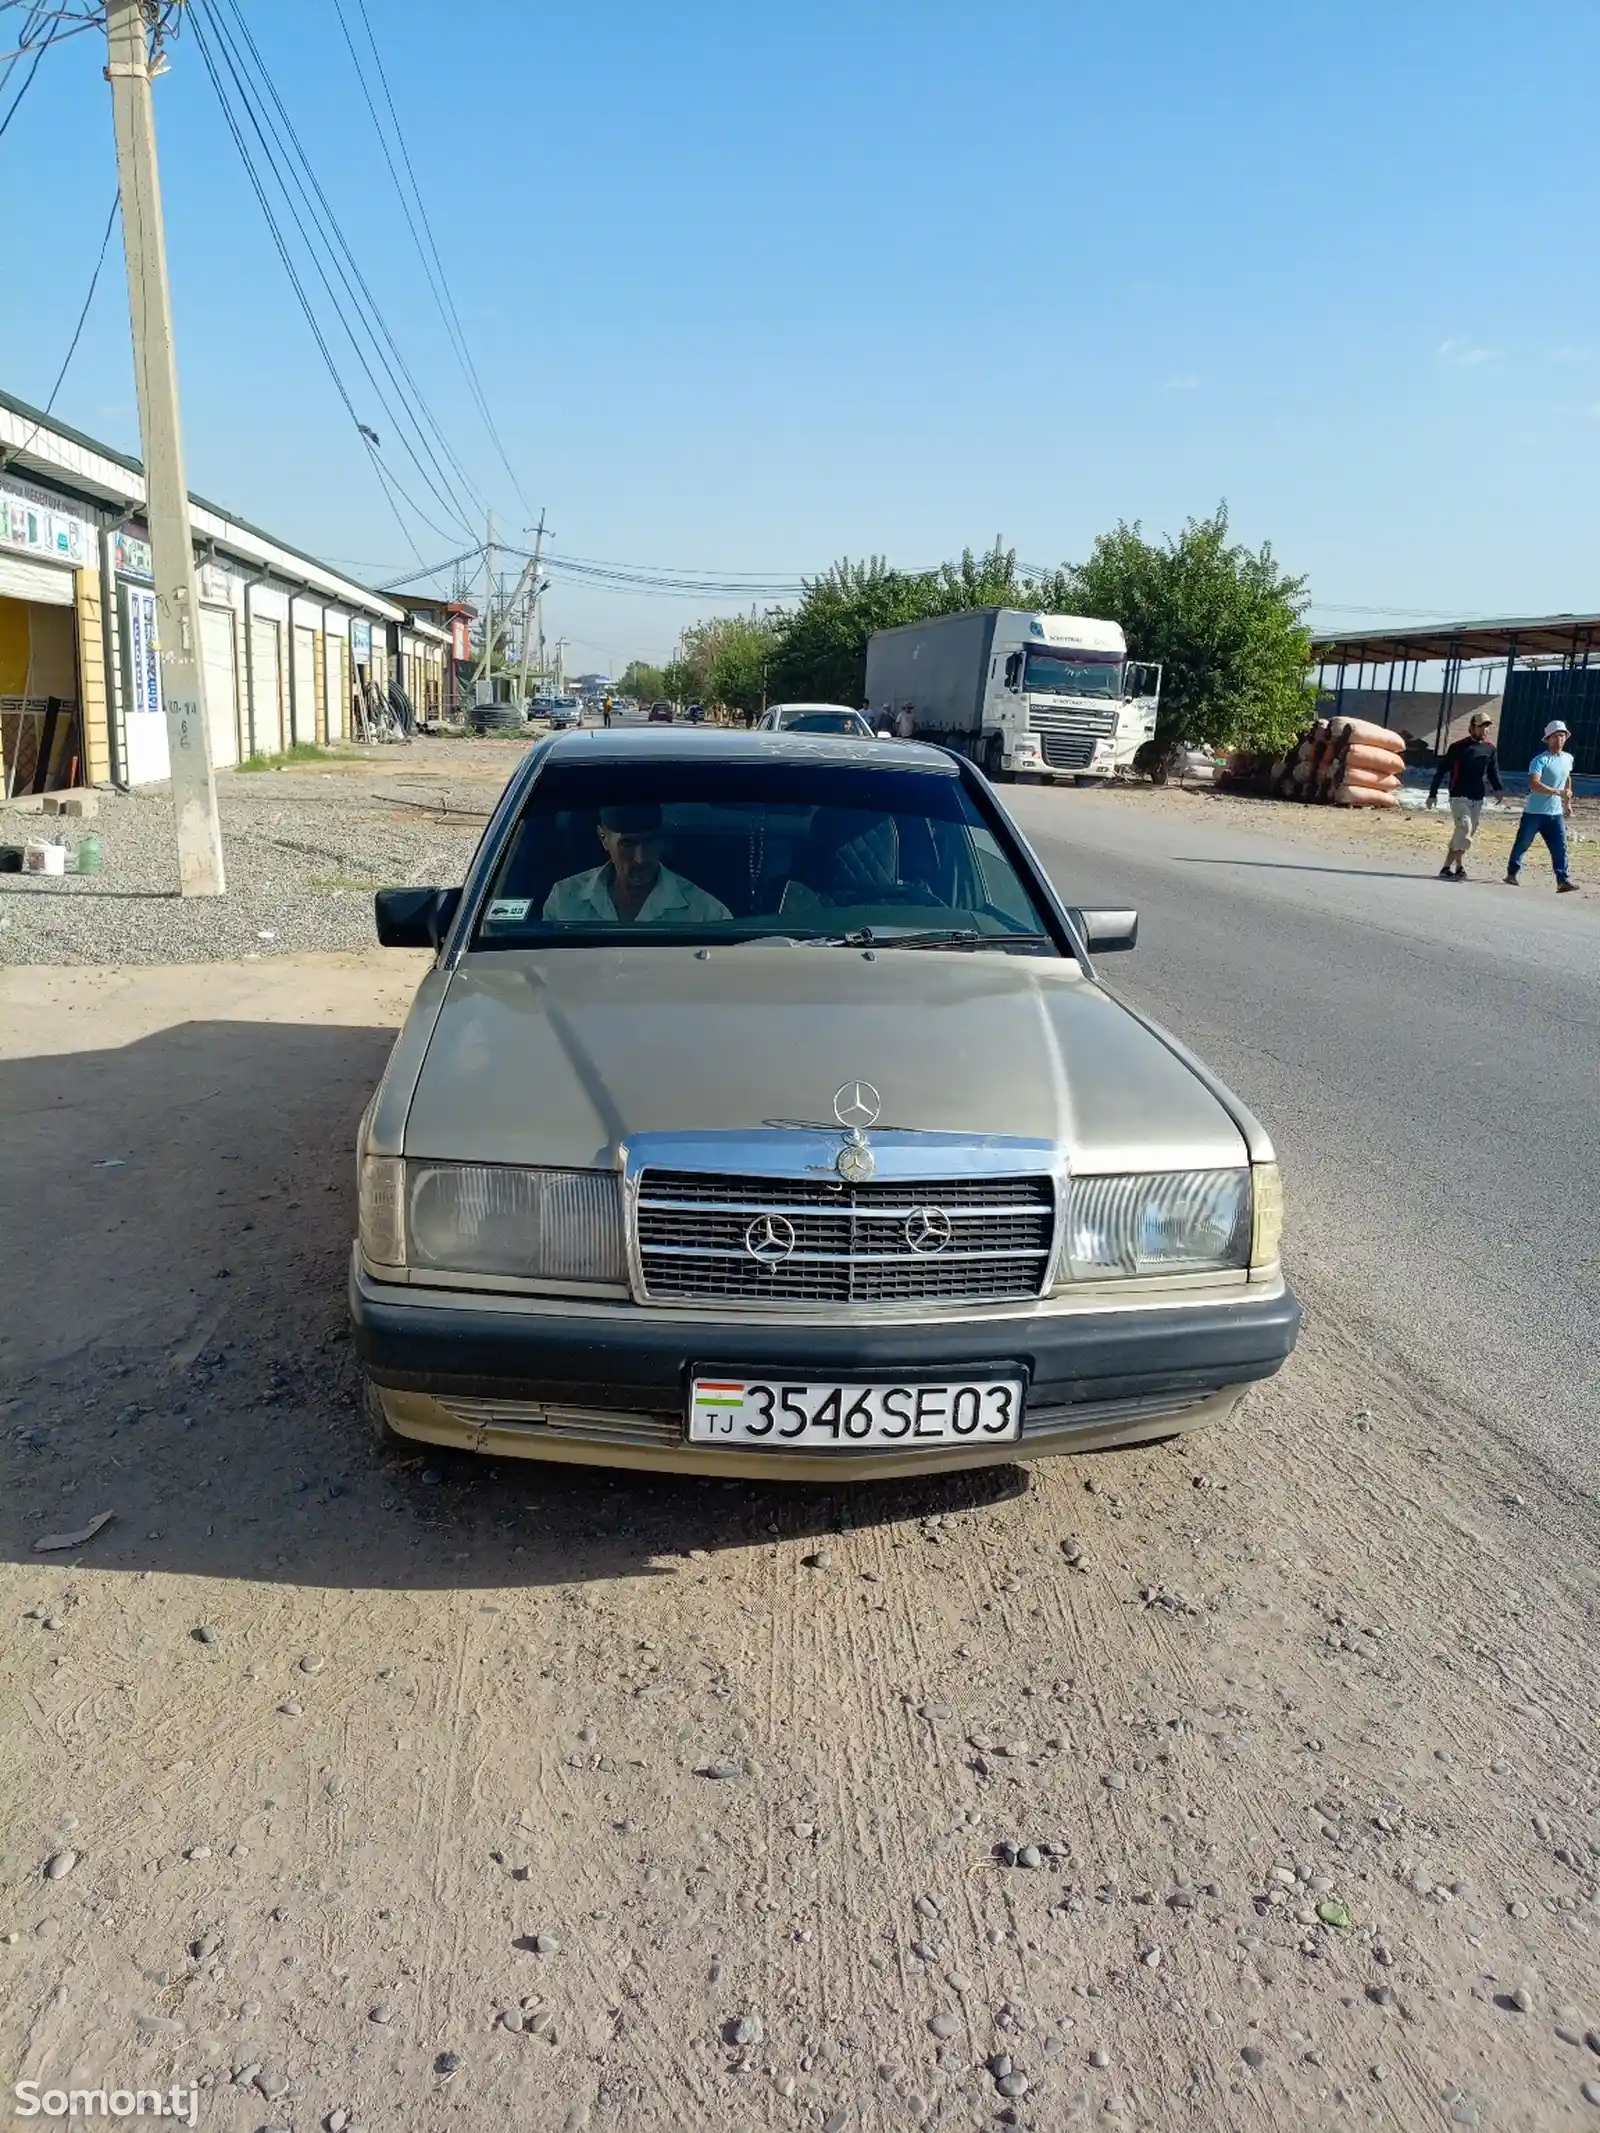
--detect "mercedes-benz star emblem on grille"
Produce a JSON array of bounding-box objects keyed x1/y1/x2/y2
[
  {"x1": 836, "y1": 1141, "x2": 876, "y2": 1185},
  {"x1": 832, "y1": 1080, "x2": 882, "y2": 1131},
  {"x1": 904, "y1": 1206, "x2": 954, "y2": 1255},
  {"x1": 744, "y1": 1212, "x2": 797, "y2": 1263}
]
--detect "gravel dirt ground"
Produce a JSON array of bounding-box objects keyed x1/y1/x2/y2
[
  {"x1": 1, "y1": 772, "x2": 1597, "y2": 2133},
  {"x1": 0, "y1": 739, "x2": 519, "y2": 967}
]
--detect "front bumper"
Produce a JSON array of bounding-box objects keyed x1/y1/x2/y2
[{"x1": 350, "y1": 1253, "x2": 1299, "y2": 1474}]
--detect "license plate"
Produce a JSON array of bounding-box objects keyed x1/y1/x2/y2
[{"x1": 688, "y1": 1376, "x2": 1023, "y2": 1449}]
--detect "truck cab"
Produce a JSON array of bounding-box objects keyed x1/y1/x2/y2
[
  {"x1": 990, "y1": 615, "x2": 1159, "y2": 779},
  {"x1": 865, "y1": 608, "x2": 1161, "y2": 783}
]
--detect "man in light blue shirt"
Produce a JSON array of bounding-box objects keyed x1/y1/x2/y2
[
  {"x1": 543, "y1": 803, "x2": 732, "y2": 924},
  {"x1": 1505, "y1": 720, "x2": 1579, "y2": 893}
]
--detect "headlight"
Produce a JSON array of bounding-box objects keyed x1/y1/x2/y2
[
  {"x1": 359, "y1": 1158, "x2": 626, "y2": 1282},
  {"x1": 409, "y1": 1163, "x2": 626, "y2": 1281},
  {"x1": 1059, "y1": 1168, "x2": 1251, "y2": 1281}
]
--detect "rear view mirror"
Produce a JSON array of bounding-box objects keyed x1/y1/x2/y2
[
  {"x1": 374, "y1": 886, "x2": 461, "y2": 948},
  {"x1": 1069, "y1": 906, "x2": 1138, "y2": 954}
]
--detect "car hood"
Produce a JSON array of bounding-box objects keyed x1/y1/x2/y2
[{"x1": 398, "y1": 948, "x2": 1248, "y2": 1174}]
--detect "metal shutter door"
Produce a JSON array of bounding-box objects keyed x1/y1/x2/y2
[
  {"x1": 199, "y1": 605, "x2": 239, "y2": 769},
  {"x1": 0, "y1": 554, "x2": 75, "y2": 604},
  {"x1": 325, "y1": 635, "x2": 345, "y2": 739},
  {"x1": 292, "y1": 626, "x2": 316, "y2": 746},
  {"x1": 250, "y1": 617, "x2": 282, "y2": 755}
]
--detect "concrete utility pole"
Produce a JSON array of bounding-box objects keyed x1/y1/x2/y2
[
  {"x1": 514, "y1": 509, "x2": 547, "y2": 707},
  {"x1": 470, "y1": 508, "x2": 496, "y2": 694},
  {"x1": 105, "y1": 0, "x2": 225, "y2": 895}
]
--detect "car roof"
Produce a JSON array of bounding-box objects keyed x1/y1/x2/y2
[{"x1": 541, "y1": 727, "x2": 959, "y2": 772}]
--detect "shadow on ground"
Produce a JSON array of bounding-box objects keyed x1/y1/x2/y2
[
  {"x1": 0, "y1": 1019, "x2": 1028, "y2": 1595},
  {"x1": 1173, "y1": 856, "x2": 1434, "y2": 882}
]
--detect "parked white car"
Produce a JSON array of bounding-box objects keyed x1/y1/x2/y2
[{"x1": 758, "y1": 702, "x2": 865, "y2": 732}]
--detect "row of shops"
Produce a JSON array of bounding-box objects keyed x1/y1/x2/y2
[{"x1": 0, "y1": 387, "x2": 453, "y2": 796}]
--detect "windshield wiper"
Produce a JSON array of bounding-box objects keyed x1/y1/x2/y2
[
  {"x1": 854, "y1": 926, "x2": 1054, "y2": 951},
  {"x1": 732, "y1": 926, "x2": 1054, "y2": 951}
]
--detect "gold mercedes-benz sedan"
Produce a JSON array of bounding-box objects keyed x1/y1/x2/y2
[{"x1": 351, "y1": 729, "x2": 1298, "y2": 1478}]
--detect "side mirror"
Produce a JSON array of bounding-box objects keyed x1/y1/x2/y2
[
  {"x1": 374, "y1": 885, "x2": 462, "y2": 948},
  {"x1": 1069, "y1": 906, "x2": 1138, "y2": 954}
]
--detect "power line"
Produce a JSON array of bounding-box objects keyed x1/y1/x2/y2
[
  {"x1": 0, "y1": 189, "x2": 119, "y2": 477},
  {"x1": 193, "y1": 0, "x2": 479, "y2": 541},
  {"x1": 378, "y1": 542, "x2": 485, "y2": 592},
  {"x1": 184, "y1": 1, "x2": 440, "y2": 562},
  {"x1": 0, "y1": 4, "x2": 64, "y2": 137},
  {"x1": 330, "y1": 0, "x2": 534, "y2": 521},
  {"x1": 205, "y1": 0, "x2": 490, "y2": 531}
]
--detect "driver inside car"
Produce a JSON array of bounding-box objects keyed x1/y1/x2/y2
[{"x1": 543, "y1": 802, "x2": 732, "y2": 924}]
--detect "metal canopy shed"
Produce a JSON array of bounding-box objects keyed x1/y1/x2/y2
[{"x1": 1308, "y1": 613, "x2": 1600, "y2": 770}]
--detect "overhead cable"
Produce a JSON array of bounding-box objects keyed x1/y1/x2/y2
[
  {"x1": 190, "y1": 0, "x2": 480, "y2": 546},
  {"x1": 186, "y1": 2, "x2": 442, "y2": 562},
  {"x1": 0, "y1": 189, "x2": 119, "y2": 477},
  {"x1": 330, "y1": 0, "x2": 534, "y2": 520},
  {"x1": 378, "y1": 543, "x2": 486, "y2": 592},
  {"x1": 208, "y1": 0, "x2": 489, "y2": 528}
]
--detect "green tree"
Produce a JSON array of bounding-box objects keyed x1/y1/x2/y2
[
  {"x1": 767, "y1": 544, "x2": 1036, "y2": 707},
  {"x1": 1063, "y1": 505, "x2": 1313, "y2": 758},
  {"x1": 618, "y1": 660, "x2": 667, "y2": 701},
  {"x1": 704, "y1": 612, "x2": 783, "y2": 721}
]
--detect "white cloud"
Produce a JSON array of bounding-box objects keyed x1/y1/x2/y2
[
  {"x1": 1550, "y1": 344, "x2": 1593, "y2": 363},
  {"x1": 1162, "y1": 371, "x2": 1201, "y2": 391},
  {"x1": 1438, "y1": 337, "x2": 1497, "y2": 367}
]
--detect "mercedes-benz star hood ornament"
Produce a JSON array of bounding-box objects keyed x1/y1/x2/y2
[{"x1": 833, "y1": 1080, "x2": 881, "y2": 1182}]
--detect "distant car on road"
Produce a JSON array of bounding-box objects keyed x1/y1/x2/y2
[
  {"x1": 759, "y1": 701, "x2": 863, "y2": 732},
  {"x1": 356, "y1": 727, "x2": 1299, "y2": 1479},
  {"x1": 546, "y1": 697, "x2": 584, "y2": 729},
  {"x1": 648, "y1": 702, "x2": 674, "y2": 724}
]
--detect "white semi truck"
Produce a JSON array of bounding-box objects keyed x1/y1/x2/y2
[{"x1": 864, "y1": 607, "x2": 1161, "y2": 781}]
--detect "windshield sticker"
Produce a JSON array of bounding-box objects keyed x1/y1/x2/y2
[{"x1": 486, "y1": 898, "x2": 531, "y2": 922}]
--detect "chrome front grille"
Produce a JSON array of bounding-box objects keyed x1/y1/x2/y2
[
  {"x1": 635, "y1": 1169, "x2": 1055, "y2": 1305},
  {"x1": 1030, "y1": 701, "x2": 1117, "y2": 770}
]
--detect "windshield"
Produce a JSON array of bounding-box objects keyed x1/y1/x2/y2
[
  {"x1": 473, "y1": 759, "x2": 1058, "y2": 950},
  {"x1": 786, "y1": 711, "x2": 865, "y2": 734},
  {"x1": 1023, "y1": 645, "x2": 1123, "y2": 699}
]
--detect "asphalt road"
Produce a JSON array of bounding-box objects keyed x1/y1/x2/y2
[{"x1": 1008, "y1": 787, "x2": 1600, "y2": 1499}]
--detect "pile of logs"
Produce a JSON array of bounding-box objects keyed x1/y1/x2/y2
[{"x1": 1267, "y1": 715, "x2": 1407, "y2": 809}]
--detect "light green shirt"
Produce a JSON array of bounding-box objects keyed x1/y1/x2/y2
[{"x1": 542, "y1": 863, "x2": 731, "y2": 924}]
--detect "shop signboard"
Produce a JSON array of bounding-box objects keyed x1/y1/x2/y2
[
  {"x1": 451, "y1": 615, "x2": 470, "y2": 661},
  {"x1": 126, "y1": 587, "x2": 161, "y2": 717},
  {"x1": 114, "y1": 528, "x2": 155, "y2": 580},
  {"x1": 120, "y1": 582, "x2": 170, "y2": 786},
  {"x1": 350, "y1": 617, "x2": 372, "y2": 664},
  {"x1": 2, "y1": 483, "x2": 91, "y2": 568}
]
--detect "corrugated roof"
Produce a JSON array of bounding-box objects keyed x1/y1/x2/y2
[
  {"x1": 0, "y1": 386, "x2": 408, "y2": 623},
  {"x1": 1311, "y1": 613, "x2": 1600, "y2": 663}
]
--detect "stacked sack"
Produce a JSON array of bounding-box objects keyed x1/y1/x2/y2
[
  {"x1": 1327, "y1": 716, "x2": 1405, "y2": 808},
  {"x1": 1267, "y1": 715, "x2": 1406, "y2": 807}
]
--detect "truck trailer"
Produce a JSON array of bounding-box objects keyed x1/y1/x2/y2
[{"x1": 864, "y1": 608, "x2": 1161, "y2": 781}]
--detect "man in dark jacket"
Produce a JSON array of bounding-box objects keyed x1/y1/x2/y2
[{"x1": 1428, "y1": 711, "x2": 1504, "y2": 879}]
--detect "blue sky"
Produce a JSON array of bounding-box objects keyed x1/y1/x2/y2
[{"x1": 5, "y1": 0, "x2": 1599, "y2": 668}]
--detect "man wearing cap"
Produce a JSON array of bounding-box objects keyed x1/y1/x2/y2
[
  {"x1": 1428, "y1": 709, "x2": 1504, "y2": 879},
  {"x1": 1504, "y1": 721, "x2": 1580, "y2": 892},
  {"x1": 544, "y1": 803, "x2": 732, "y2": 923}
]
